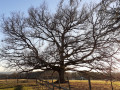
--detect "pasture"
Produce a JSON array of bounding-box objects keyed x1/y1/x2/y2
[{"x1": 0, "y1": 79, "x2": 120, "y2": 90}]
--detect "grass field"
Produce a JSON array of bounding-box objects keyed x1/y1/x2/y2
[
  {"x1": 69, "y1": 80, "x2": 120, "y2": 90},
  {"x1": 0, "y1": 79, "x2": 38, "y2": 90},
  {"x1": 0, "y1": 79, "x2": 120, "y2": 90}
]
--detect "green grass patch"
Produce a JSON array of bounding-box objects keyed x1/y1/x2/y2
[
  {"x1": 23, "y1": 87, "x2": 34, "y2": 90},
  {"x1": 0, "y1": 88, "x2": 14, "y2": 90},
  {"x1": 14, "y1": 85, "x2": 23, "y2": 90}
]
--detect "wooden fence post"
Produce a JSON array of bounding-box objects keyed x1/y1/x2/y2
[
  {"x1": 45, "y1": 81, "x2": 47, "y2": 90},
  {"x1": 36, "y1": 78, "x2": 37, "y2": 84},
  {"x1": 42, "y1": 80, "x2": 43, "y2": 90},
  {"x1": 16, "y1": 75, "x2": 18, "y2": 84},
  {"x1": 67, "y1": 77, "x2": 71, "y2": 90},
  {"x1": 6, "y1": 76, "x2": 8, "y2": 83},
  {"x1": 39, "y1": 79, "x2": 41, "y2": 89},
  {"x1": 59, "y1": 76, "x2": 61, "y2": 90},
  {"x1": 88, "y1": 77, "x2": 92, "y2": 90},
  {"x1": 52, "y1": 76, "x2": 54, "y2": 90}
]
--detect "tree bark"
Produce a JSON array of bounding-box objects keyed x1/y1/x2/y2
[
  {"x1": 55, "y1": 69, "x2": 66, "y2": 83},
  {"x1": 59, "y1": 69, "x2": 65, "y2": 83}
]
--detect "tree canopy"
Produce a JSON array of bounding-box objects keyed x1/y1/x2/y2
[{"x1": 1, "y1": 0, "x2": 120, "y2": 83}]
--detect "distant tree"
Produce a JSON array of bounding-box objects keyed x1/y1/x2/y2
[
  {"x1": 106, "y1": 58, "x2": 116, "y2": 90},
  {"x1": 1, "y1": 0, "x2": 120, "y2": 83}
]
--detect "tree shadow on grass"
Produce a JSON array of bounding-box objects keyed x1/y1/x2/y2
[
  {"x1": 0, "y1": 86, "x2": 14, "y2": 89},
  {"x1": 14, "y1": 85, "x2": 23, "y2": 90}
]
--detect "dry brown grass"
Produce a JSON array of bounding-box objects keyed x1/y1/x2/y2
[
  {"x1": 47, "y1": 80, "x2": 120, "y2": 90},
  {"x1": 0, "y1": 79, "x2": 120, "y2": 90},
  {"x1": 0, "y1": 79, "x2": 38, "y2": 90},
  {"x1": 62, "y1": 80, "x2": 120, "y2": 90}
]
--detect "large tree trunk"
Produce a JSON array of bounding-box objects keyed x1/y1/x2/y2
[
  {"x1": 59, "y1": 69, "x2": 66, "y2": 83},
  {"x1": 55, "y1": 69, "x2": 66, "y2": 83}
]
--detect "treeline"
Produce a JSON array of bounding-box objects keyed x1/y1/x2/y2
[{"x1": 0, "y1": 71, "x2": 120, "y2": 81}]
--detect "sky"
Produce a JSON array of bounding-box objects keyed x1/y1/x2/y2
[
  {"x1": 0, "y1": 0, "x2": 100, "y2": 40},
  {"x1": 0, "y1": 0, "x2": 60, "y2": 40},
  {"x1": 0, "y1": 0, "x2": 60, "y2": 16},
  {"x1": 0, "y1": 0, "x2": 100, "y2": 72}
]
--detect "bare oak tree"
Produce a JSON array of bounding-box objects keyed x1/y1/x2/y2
[{"x1": 1, "y1": 0, "x2": 120, "y2": 83}]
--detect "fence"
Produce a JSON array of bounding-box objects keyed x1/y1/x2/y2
[{"x1": 37, "y1": 78, "x2": 71, "y2": 90}]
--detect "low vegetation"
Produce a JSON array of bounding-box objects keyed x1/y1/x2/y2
[
  {"x1": 0, "y1": 79, "x2": 120, "y2": 90},
  {"x1": 0, "y1": 79, "x2": 37, "y2": 90},
  {"x1": 69, "y1": 80, "x2": 120, "y2": 90}
]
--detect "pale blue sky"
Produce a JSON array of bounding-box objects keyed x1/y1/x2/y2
[
  {"x1": 0, "y1": 0, "x2": 60, "y2": 42},
  {"x1": 0, "y1": 0, "x2": 100, "y2": 38},
  {"x1": 0, "y1": 0, "x2": 60, "y2": 16},
  {"x1": 0, "y1": 0, "x2": 100, "y2": 16}
]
